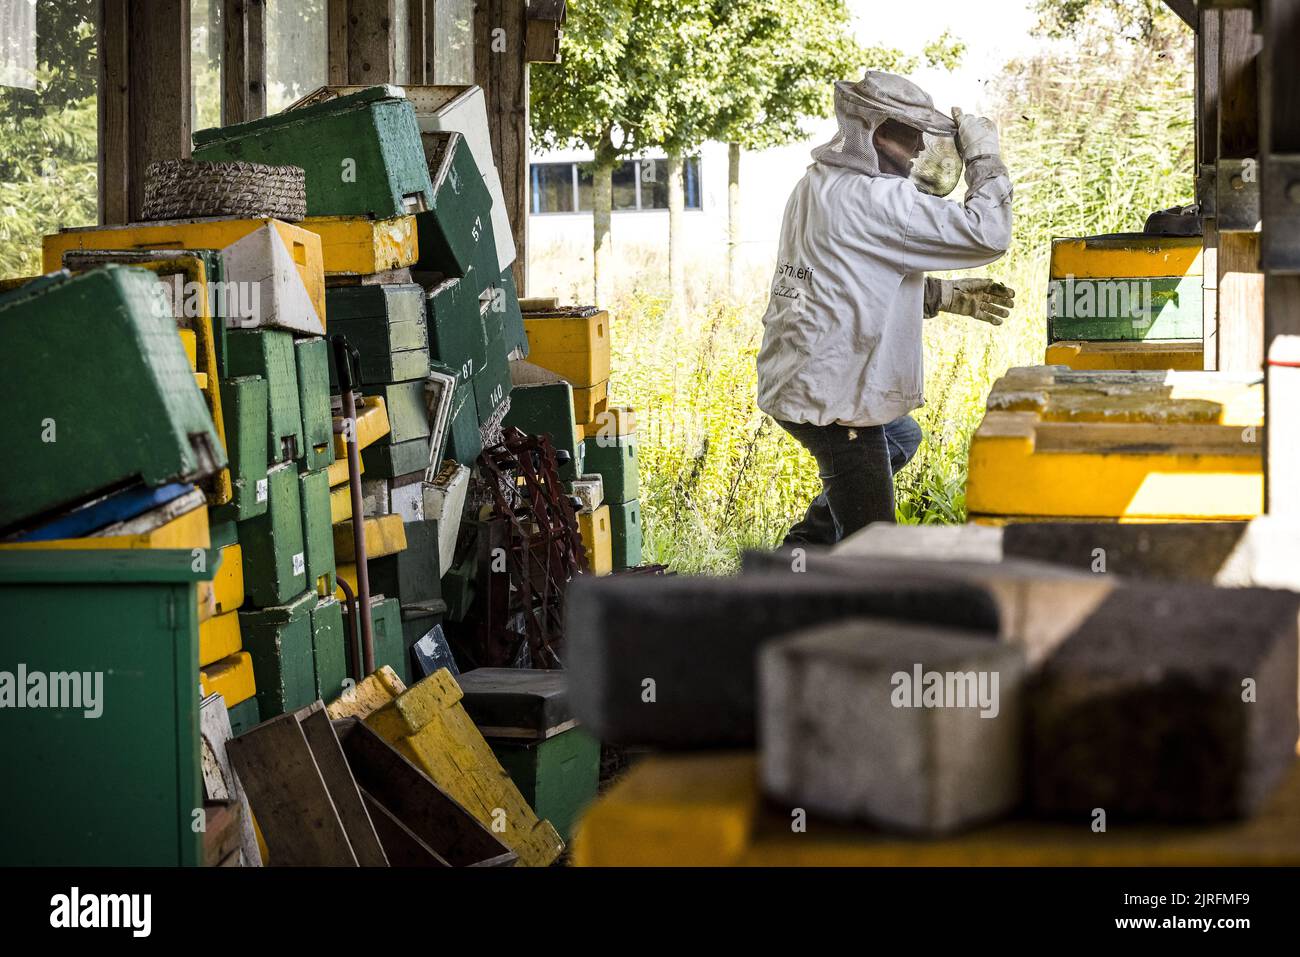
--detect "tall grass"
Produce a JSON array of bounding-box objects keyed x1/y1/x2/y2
[{"x1": 532, "y1": 31, "x2": 1195, "y2": 573}]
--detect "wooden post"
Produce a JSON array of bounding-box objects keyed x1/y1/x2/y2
[
  {"x1": 474, "y1": 0, "x2": 530, "y2": 294},
  {"x1": 1259, "y1": 0, "x2": 1300, "y2": 515},
  {"x1": 327, "y1": 0, "x2": 400, "y2": 85},
  {"x1": 98, "y1": 0, "x2": 192, "y2": 224},
  {"x1": 222, "y1": 0, "x2": 266, "y2": 124},
  {"x1": 427, "y1": 0, "x2": 475, "y2": 84},
  {"x1": 1214, "y1": 9, "x2": 1264, "y2": 374},
  {"x1": 1196, "y1": 7, "x2": 1220, "y2": 368},
  {"x1": 98, "y1": 0, "x2": 131, "y2": 225},
  {"x1": 408, "y1": 0, "x2": 426, "y2": 84}
]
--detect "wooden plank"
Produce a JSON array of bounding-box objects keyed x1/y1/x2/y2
[
  {"x1": 474, "y1": 0, "x2": 529, "y2": 293},
  {"x1": 247, "y1": 0, "x2": 266, "y2": 119},
  {"x1": 1202, "y1": 219, "x2": 1220, "y2": 368},
  {"x1": 347, "y1": 0, "x2": 397, "y2": 84},
  {"x1": 1259, "y1": 0, "x2": 1300, "y2": 515},
  {"x1": 327, "y1": 0, "x2": 349, "y2": 84},
  {"x1": 360, "y1": 790, "x2": 450, "y2": 865},
  {"x1": 297, "y1": 704, "x2": 390, "y2": 866},
  {"x1": 98, "y1": 0, "x2": 131, "y2": 225},
  {"x1": 203, "y1": 801, "x2": 243, "y2": 866},
  {"x1": 222, "y1": 0, "x2": 249, "y2": 124},
  {"x1": 1163, "y1": 0, "x2": 1196, "y2": 30},
  {"x1": 199, "y1": 692, "x2": 262, "y2": 866},
  {"x1": 334, "y1": 716, "x2": 517, "y2": 866},
  {"x1": 1218, "y1": 232, "x2": 1265, "y2": 372},
  {"x1": 1195, "y1": 6, "x2": 1220, "y2": 215},
  {"x1": 408, "y1": 0, "x2": 425, "y2": 83},
  {"x1": 226, "y1": 711, "x2": 360, "y2": 866},
  {"x1": 127, "y1": 0, "x2": 192, "y2": 222},
  {"x1": 1217, "y1": 9, "x2": 1259, "y2": 159}
]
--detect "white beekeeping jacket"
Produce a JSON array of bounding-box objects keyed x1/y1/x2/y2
[{"x1": 756, "y1": 163, "x2": 1012, "y2": 428}]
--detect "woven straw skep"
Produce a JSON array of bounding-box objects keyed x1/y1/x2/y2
[{"x1": 142, "y1": 159, "x2": 307, "y2": 221}]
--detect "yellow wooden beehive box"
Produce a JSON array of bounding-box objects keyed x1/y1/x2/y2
[{"x1": 966, "y1": 366, "x2": 1263, "y2": 523}]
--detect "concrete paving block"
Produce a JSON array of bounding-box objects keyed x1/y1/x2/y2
[
  {"x1": 566, "y1": 572, "x2": 1002, "y2": 748},
  {"x1": 1030, "y1": 583, "x2": 1300, "y2": 821},
  {"x1": 761, "y1": 620, "x2": 1025, "y2": 834},
  {"x1": 1002, "y1": 516, "x2": 1300, "y2": 590},
  {"x1": 834, "y1": 522, "x2": 1004, "y2": 562},
  {"x1": 743, "y1": 549, "x2": 1115, "y2": 667}
]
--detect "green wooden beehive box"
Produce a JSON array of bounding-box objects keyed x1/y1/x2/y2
[
  {"x1": 426, "y1": 275, "x2": 487, "y2": 381},
  {"x1": 584, "y1": 433, "x2": 638, "y2": 504},
  {"x1": 309, "y1": 595, "x2": 349, "y2": 703},
  {"x1": 474, "y1": 333, "x2": 513, "y2": 425},
  {"x1": 192, "y1": 85, "x2": 434, "y2": 220},
  {"x1": 239, "y1": 589, "x2": 317, "y2": 720},
  {"x1": 224, "y1": 328, "x2": 303, "y2": 465},
  {"x1": 456, "y1": 668, "x2": 599, "y2": 844},
  {"x1": 210, "y1": 375, "x2": 269, "y2": 524},
  {"x1": 0, "y1": 267, "x2": 225, "y2": 533},
  {"x1": 444, "y1": 374, "x2": 483, "y2": 466},
  {"x1": 238, "y1": 460, "x2": 307, "y2": 606},
  {"x1": 361, "y1": 436, "x2": 431, "y2": 479},
  {"x1": 609, "y1": 499, "x2": 643, "y2": 569},
  {"x1": 368, "y1": 518, "x2": 442, "y2": 606},
  {"x1": 326, "y1": 283, "x2": 430, "y2": 387},
  {"x1": 0, "y1": 550, "x2": 208, "y2": 865},
  {"x1": 298, "y1": 467, "x2": 335, "y2": 596},
  {"x1": 1046, "y1": 276, "x2": 1203, "y2": 342},
  {"x1": 415, "y1": 131, "x2": 497, "y2": 277},
  {"x1": 226, "y1": 695, "x2": 260, "y2": 735},
  {"x1": 365, "y1": 379, "x2": 432, "y2": 445},
  {"x1": 502, "y1": 381, "x2": 578, "y2": 462},
  {"x1": 344, "y1": 594, "x2": 407, "y2": 684},
  {"x1": 294, "y1": 336, "x2": 334, "y2": 471}
]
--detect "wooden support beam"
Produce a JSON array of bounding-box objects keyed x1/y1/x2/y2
[
  {"x1": 98, "y1": 0, "x2": 192, "y2": 224},
  {"x1": 1259, "y1": 0, "x2": 1300, "y2": 514},
  {"x1": 326, "y1": 0, "x2": 401, "y2": 85},
  {"x1": 1215, "y1": 9, "x2": 1264, "y2": 372},
  {"x1": 427, "y1": 0, "x2": 475, "y2": 84},
  {"x1": 347, "y1": 0, "x2": 397, "y2": 85},
  {"x1": 1197, "y1": 8, "x2": 1222, "y2": 368},
  {"x1": 474, "y1": 0, "x2": 529, "y2": 294},
  {"x1": 98, "y1": 0, "x2": 131, "y2": 225},
  {"x1": 408, "y1": 0, "x2": 426, "y2": 84},
  {"x1": 222, "y1": 0, "x2": 266, "y2": 124}
]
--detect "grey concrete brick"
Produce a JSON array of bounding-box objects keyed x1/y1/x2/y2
[
  {"x1": 565, "y1": 572, "x2": 1001, "y2": 748},
  {"x1": 743, "y1": 550, "x2": 1115, "y2": 666},
  {"x1": 761, "y1": 619, "x2": 1025, "y2": 834},
  {"x1": 1030, "y1": 583, "x2": 1299, "y2": 821}
]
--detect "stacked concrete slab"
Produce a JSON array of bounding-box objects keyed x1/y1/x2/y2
[{"x1": 567, "y1": 530, "x2": 1300, "y2": 854}]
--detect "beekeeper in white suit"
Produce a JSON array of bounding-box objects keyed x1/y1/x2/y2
[{"x1": 758, "y1": 70, "x2": 1014, "y2": 545}]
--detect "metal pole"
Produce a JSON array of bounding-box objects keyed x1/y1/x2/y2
[{"x1": 332, "y1": 335, "x2": 375, "y2": 674}]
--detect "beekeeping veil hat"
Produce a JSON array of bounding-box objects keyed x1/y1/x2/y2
[{"x1": 812, "y1": 70, "x2": 962, "y2": 196}]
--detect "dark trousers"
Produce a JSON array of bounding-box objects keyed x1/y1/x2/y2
[{"x1": 778, "y1": 415, "x2": 923, "y2": 547}]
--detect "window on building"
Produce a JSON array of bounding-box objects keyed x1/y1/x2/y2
[
  {"x1": 532, "y1": 157, "x2": 703, "y2": 214},
  {"x1": 531, "y1": 162, "x2": 575, "y2": 214},
  {"x1": 266, "y1": 0, "x2": 328, "y2": 114}
]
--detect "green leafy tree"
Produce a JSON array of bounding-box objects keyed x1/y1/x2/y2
[
  {"x1": 530, "y1": 0, "x2": 648, "y2": 307},
  {"x1": 0, "y1": 0, "x2": 98, "y2": 279}
]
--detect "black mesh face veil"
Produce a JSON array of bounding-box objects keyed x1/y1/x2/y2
[{"x1": 811, "y1": 71, "x2": 960, "y2": 196}]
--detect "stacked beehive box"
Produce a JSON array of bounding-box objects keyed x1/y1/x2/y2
[
  {"x1": 40, "y1": 214, "x2": 340, "y2": 730},
  {"x1": 193, "y1": 85, "x2": 451, "y2": 687},
  {"x1": 1045, "y1": 233, "x2": 1205, "y2": 371},
  {"x1": 506, "y1": 304, "x2": 645, "y2": 574},
  {"x1": 965, "y1": 366, "x2": 1263, "y2": 523}
]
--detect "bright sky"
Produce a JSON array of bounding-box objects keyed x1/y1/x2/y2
[{"x1": 847, "y1": 0, "x2": 1042, "y2": 115}]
